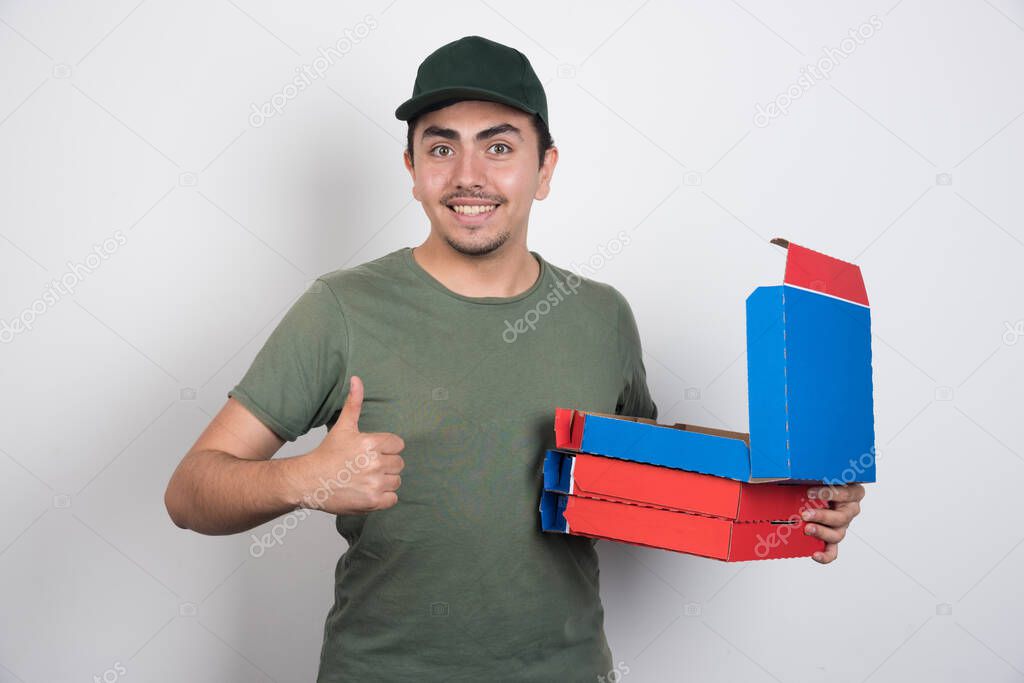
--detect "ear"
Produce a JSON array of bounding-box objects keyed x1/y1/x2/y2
[
  {"x1": 534, "y1": 145, "x2": 559, "y2": 201},
  {"x1": 403, "y1": 148, "x2": 420, "y2": 201}
]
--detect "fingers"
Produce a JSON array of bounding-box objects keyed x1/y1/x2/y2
[
  {"x1": 335, "y1": 375, "x2": 364, "y2": 432},
  {"x1": 801, "y1": 501, "x2": 860, "y2": 527},
  {"x1": 380, "y1": 454, "x2": 405, "y2": 474},
  {"x1": 804, "y1": 519, "x2": 846, "y2": 544},
  {"x1": 381, "y1": 474, "x2": 402, "y2": 492},
  {"x1": 807, "y1": 483, "x2": 866, "y2": 504},
  {"x1": 804, "y1": 486, "x2": 862, "y2": 565},
  {"x1": 367, "y1": 432, "x2": 405, "y2": 455},
  {"x1": 369, "y1": 491, "x2": 398, "y2": 511},
  {"x1": 813, "y1": 542, "x2": 838, "y2": 564}
]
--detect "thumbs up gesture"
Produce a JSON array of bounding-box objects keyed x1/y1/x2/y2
[{"x1": 290, "y1": 376, "x2": 405, "y2": 514}]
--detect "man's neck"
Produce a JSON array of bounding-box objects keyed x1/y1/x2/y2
[{"x1": 412, "y1": 236, "x2": 540, "y2": 298}]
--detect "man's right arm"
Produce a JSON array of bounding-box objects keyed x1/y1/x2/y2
[
  {"x1": 164, "y1": 376, "x2": 405, "y2": 536},
  {"x1": 164, "y1": 397, "x2": 301, "y2": 535}
]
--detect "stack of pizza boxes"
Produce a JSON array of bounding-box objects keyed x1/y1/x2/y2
[{"x1": 540, "y1": 240, "x2": 877, "y2": 561}]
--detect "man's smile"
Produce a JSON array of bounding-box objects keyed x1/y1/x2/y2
[{"x1": 445, "y1": 199, "x2": 501, "y2": 224}]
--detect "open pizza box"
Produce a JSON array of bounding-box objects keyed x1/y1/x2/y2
[{"x1": 555, "y1": 239, "x2": 876, "y2": 485}]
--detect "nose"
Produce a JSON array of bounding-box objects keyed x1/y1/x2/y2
[{"x1": 453, "y1": 148, "x2": 486, "y2": 190}]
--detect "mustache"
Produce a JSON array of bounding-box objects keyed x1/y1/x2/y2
[{"x1": 442, "y1": 193, "x2": 504, "y2": 204}]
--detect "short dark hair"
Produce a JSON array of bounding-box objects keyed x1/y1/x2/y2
[{"x1": 405, "y1": 99, "x2": 554, "y2": 170}]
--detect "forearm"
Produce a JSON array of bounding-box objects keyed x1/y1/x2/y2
[{"x1": 165, "y1": 449, "x2": 304, "y2": 535}]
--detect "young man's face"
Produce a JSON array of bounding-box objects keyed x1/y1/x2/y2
[{"x1": 403, "y1": 99, "x2": 557, "y2": 257}]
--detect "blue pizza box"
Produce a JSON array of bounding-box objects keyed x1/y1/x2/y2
[{"x1": 555, "y1": 239, "x2": 875, "y2": 484}]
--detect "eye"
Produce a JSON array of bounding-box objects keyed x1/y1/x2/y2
[
  {"x1": 489, "y1": 143, "x2": 511, "y2": 154},
  {"x1": 429, "y1": 145, "x2": 454, "y2": 157}
]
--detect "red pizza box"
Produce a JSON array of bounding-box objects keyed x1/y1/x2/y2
[
  {"x1": 543, "y1": 450, "x2": 827, "y2": 522},
  {"x1": 540, "y1": 490, "x2": 825, "y2": 561}
]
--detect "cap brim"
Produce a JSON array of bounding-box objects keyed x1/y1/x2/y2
[{"x1": 394, "y1": 86, "x2": 538, "y2": 121}]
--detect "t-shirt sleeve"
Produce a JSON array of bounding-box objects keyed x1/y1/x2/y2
[
  {"x1": 614, "y1": 289, "x2": 658, "y2": 421},
  {"x1": 227, "y1": 278, "x2": 349, "y2": 442}
]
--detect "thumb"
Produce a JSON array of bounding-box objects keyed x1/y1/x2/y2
[{"x1": 335, "y1": 375, "x2": 363, "y2": 432}]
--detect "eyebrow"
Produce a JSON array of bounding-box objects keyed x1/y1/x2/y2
[{"x1": 420, "y1": 123, "x2": 523, "y2": 144}]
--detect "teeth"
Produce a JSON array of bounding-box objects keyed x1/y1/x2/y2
[{"x1": 451, "y1": 204, "x2": 497, "y2": 216}]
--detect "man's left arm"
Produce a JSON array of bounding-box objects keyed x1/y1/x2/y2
[{"x1": 613, "y1": 288, "x2": 658, "y2": 421}]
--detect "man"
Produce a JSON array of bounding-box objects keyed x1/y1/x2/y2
[{"x1": 164, "y1": 35, "x2": 865, "y2": 682}]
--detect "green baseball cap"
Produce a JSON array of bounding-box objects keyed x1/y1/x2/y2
[{"x1": 394, "y1": 35, "x2": 549, "y2": 129}]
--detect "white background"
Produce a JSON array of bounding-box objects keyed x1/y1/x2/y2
[{"x1": 1, "y1": 1, "x2": 1023, "y2": 681}]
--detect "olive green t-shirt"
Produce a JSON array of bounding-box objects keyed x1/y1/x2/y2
[{"x1": 228, "y1": 246, "x2": 657, "y2": 682}]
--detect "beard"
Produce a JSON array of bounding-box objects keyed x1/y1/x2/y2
[{"x1": 443, "y1": 227, "x2": 512, "y2": 256}]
